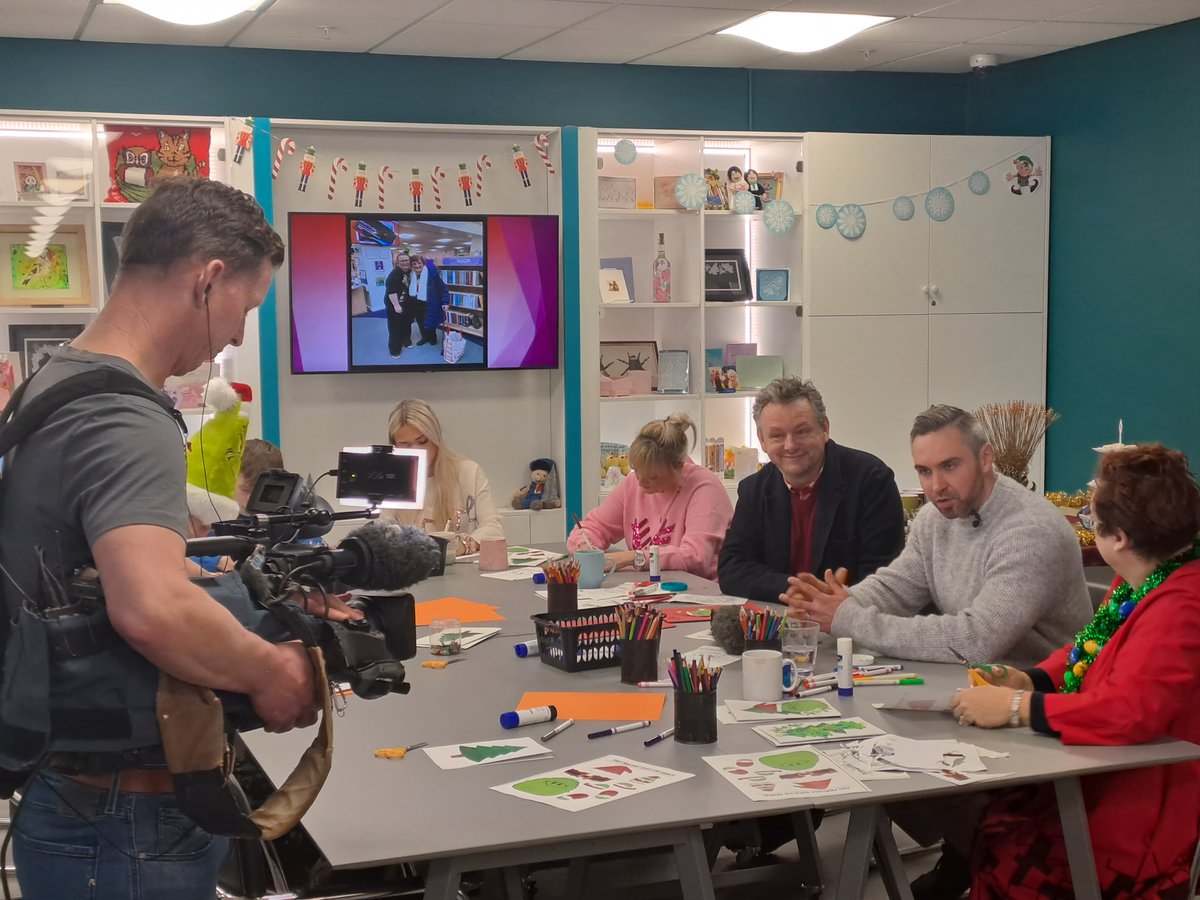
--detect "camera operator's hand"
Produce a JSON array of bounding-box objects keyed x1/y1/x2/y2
[
  {"x1": 290, "y1": 589, "x2": 365, "y2": 623},
  {"x1": 251, "y1": 642, "x2": 319, "y2": 733}
]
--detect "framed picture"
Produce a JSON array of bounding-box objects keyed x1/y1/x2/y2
[
  {"x1": 8, "y1": 323, "x2": 86, "y2": 379},
  {"x1": 598, "y1": 176, "x2": 637, "y2": 209},
  {"x1": 703, "y1": 168, "x2": 728, "y2": 210},
  {"x1": 600, "y1": 340, "x2": 658, "y2": 390},
  {"x1": 657, "y1": 349, "x2": 690, "y2": 393},
  {"x1": 45, "y1": 156, "x2": 92, "y2": 199},
  {"x1": 14, "y1": 162, "x2": 47, "y2": 200},
  {"x1": 598, "y1": 267, "x2": 631, "y2": 304},
  {"x1": 600, "y1": 256, "x2": 636, "y2": 301},
  {"x1": 653, "y1": 176, "x2": 684, "y2": 210},
  {"x1": 704, "y1": 248, "x2": 752, "y2": 301},
  {"x1": 101, "y1": 220, "x2": 125, "y2": 297},
  {"x1": 756, "y1": 268, "x2": 790, "y2": 301},
  {"x1": 0, "y1": 225, "x2": 92, "y2": 307},
  {"x1": 757, "y1": 171, "x2": 785, "y2": 200}
]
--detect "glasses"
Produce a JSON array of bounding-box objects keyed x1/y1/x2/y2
[{"x1": 1077, "y1": 509, "x2": 1097, "y2": 531}]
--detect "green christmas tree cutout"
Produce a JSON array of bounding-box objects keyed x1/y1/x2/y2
[
  {"x1": 749, "y1": 699, "x2": 830, "y2": 715},
  {"x1": 454, "y1": 743, "x2": 524, "y2": 763},
  {"x1": 777, "y1": 720, "x2": 867, "y2": 739}
]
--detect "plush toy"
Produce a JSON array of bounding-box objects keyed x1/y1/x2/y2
[
  {"x1": 513, "y1": 458, "x2": 561, "y2": 511},
  {"x1": 600, "y1": 451, "x2": 630, "y2": 480},
  {"x1": 185, "y1": 377, "x2": 247, "y2": 527}
]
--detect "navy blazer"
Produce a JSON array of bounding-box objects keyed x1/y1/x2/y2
[{"x1": 718, "y1": 440, "x2": 905, "y2": 604}]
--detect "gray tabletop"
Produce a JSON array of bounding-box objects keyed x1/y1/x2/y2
[{"x1": 242, "y1": 562, "x2": 1200, "y2": 872}]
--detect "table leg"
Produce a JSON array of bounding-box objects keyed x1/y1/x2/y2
[
  {"x1": 872, "y1": 816, "x2": 914, "y2": 900},
  {"x1": 424, "y1": 857, "x2": 461, "y2": 900},
  {"x1": 790, "y1": 809, "x2": 824, "y2": 894},
  {"x1": 501, "y1": 866, "x2": 525, "y2": 899},
  {"x1": 672, "y1": 827, "x2": 717, "y2": 900},
  {"x1": 836, "y1": 805, "x2": 879, "y2": 900},
  {"x1": 1054, "y1": 776, "x2": 1102, "y2": 900}
]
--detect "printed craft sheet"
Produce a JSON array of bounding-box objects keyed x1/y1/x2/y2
[
  {"x1": 725, "y1": 697, "x2": 842, "y2": 722},
  {"x1": 423, "y1": 738, "x2": 551, "y2": 771},
  {"x1": 491, "y1": 755, "x2": 693, "y2": 812},
  {"x1": 681, "y1": 645, "x2": 741, "y2": 668},
  {"x1": 416, "y1": 626, "x2": 501, "y2": 650},
  {"x1": 872, "y1": 693, "x2": 955, "y2": 712},
  {"x1": 851, "y1": 735, "x2": 1011, "y2": 785},
  {"x1": 754, "y1": 717, "x2": 886, "y2": 746},
  {"x1": 704, "y1": 748, "x2": 870, "y2": 802}
]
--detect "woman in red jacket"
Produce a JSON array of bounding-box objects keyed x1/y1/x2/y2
[{"x1": 950, "y1": 443, "x2": 1200, "y2": 899}]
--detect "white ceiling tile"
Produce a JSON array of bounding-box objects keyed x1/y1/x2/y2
[
  {"x1": 631, "y1": 33, "x2": 780, "y2": 65},
  {"x1": 974, "y1": 19, "x2": 1155, "y2": 45},
  {"x1": 506, "y1": 27, "x2": 691, "y2": 62},
  {"x1": 232, "y1": 0, "x2": 445, "y2": 51},
  {"x1": 1054, "y1": 0, "x2": 1200, "y2": 24},
  {"x1": 755, "y1": 39, "x2": 947, "y2": 68},
  {"x1": 919, "y1": 0, "x2": 1105, "y2": 19},
  {"x1": 0, "y1": 0, "x2": 89, "y2": 39},
  {"x1": 869, "y1": 41, "x2": 1064, "y2": 71},
  {"x1": 865, "y1": 16, "x2": 1035, "y2": 42},
  {"x1": 430, "y1": 0, "x2": 612, "y2": 27},
  {"x1": 617, "y1": 0, "x2": 778, "y2": 9},
  {"x1": 372, "y1": 21, "x2": 560, "y2": 57},
  {"x1": 773, "y1": 0, "x2": 953, "y2": 12},
  {"x1": 83, "y1": 4, "x2": 256, "y2": 45},
  {"x1": 584, "y1": 4, "x2": 751, "y2": 32}
]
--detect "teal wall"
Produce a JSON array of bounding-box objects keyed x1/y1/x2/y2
[{"x1": 965, "y1": 18, "x2": 1200, "y2": 490}]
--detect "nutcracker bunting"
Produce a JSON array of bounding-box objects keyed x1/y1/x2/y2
[
  {"x1": 233, "y1": 117, "x2": 253, "y2": 165},
  {"x1": 352, "y1": 161, "x2": 368, "y2": 208},
  {"x1": 410, "y1": 167, "x2": 423, "y2": 212},
  {"x1": 512, "y1": 144, "x2": 531, "y2": 188},
  {"x1": 378, "y1": 164, "x2": 393, "y2": 210},
  {"x1": 457, "y1": 162, "x2": 473, "y2": 207},
  {"x1": 298, "y1": 146, "x2": 316, "y2": 193}
]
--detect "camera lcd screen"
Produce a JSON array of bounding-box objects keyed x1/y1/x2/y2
[{"x1": 336, "y1": 446, "x2": 427, "y2": 510}]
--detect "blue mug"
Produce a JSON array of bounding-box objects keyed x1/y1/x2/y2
[{"x1": 574, "y1": 549, "x2": 618, "y2": 589}]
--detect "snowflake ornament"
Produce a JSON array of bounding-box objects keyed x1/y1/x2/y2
[
  {"x1": 835, "y1": 203, "x2": 867, "y2": 240},
  {"x1": 674, "y1": 173, "x2": 706, "y2": 209},
  {"x1": 764, "y1": 200, "x2": 796, "y2": 234},
  {"x1": 613, "y1": 140, "x2": 638, "y2": 165},
  {"x1": 731, "y1": 190, "x2": 757, "y2": 214},
  {"x1": 815, "y1": 203, "x2": 837, "y2": 229},
  {"x1": 893, "y1": 196, "x2": 915, "y2": 221},
  {"x1": 925, "y1": 186, "x2": 955, "y2": 222},
  {"x1": 968, "y1": 170, "x2": 990, "y2": 196}
]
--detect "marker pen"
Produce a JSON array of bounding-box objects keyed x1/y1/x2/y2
[
  {"x1": 514, "y1": 640, "x2": 540, "y2": 658},
  {"x1": 837, "y1": 638, "x2": 854, "y2": 697},
  {"x1": 588, "y1": 720, "x2": 652, "y2": 739},
  {"x1": 643, "y1": 727, "x2": 674, "y2": 747},
  {"x1": 637, "y1": 679, "x2": 673, "y2": 688},
  {"x1": 500, "y1": 705, "x2": 557, "y2": 729},
  {"x1": 793, "y1": 684, "x2": 833, "y2": 698},
  {"x1": 540, "y1": 718, "x2": 575, "y2": 742}
]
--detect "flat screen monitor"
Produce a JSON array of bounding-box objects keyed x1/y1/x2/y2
[{"x1": 288, "y1": 213, "x2": 559, "y2": 373}]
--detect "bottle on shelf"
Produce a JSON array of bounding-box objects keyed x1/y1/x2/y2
[{"x1": 652, "y1": 232, "x2": 671, "y2": 304}]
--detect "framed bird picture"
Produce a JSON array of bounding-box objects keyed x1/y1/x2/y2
[{"x1": 0, "y1": 225, "x2": 92, "y2": 307}]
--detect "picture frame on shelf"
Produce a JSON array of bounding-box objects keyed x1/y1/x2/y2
[
  {"x1": 13, "y1": 162, "x2": 48, "y2": 201},
  {"x1": 598, "y1": 267, "x2": 631, "y2": 304},
  {"x1": 599, "y1": 257, "x2": 636, "y2": 302},
  {"x1": 652, "y1": 176, "x2": 684, "y2": 210},
  {"x1": 597, "y1": 176, "x2": 637, "y2": 209},
  {"x1": 46, "y1": 156, "x2": 92, "y2": 200},
  {"x1": 703, "y1": 168, "x2": 727, "y2": 210},
  {"x1": 704, "y1": 249, "x2": 752, "y2": 302},
  {"x1": 656, "y1": 349, "x2": 690, "y2": 393},
  {"x1": 0, "y1": 225, "x2": 92, "y2": 307},
  {"x1": 757, "y1": 171, "x2": 785, "y2": 200},
  {"x1": 756, "y1": 268, "x2": 790, "y2": 302},
  {"x1": 600, "y1": 340, "x2": 658, "y2": 390},
  {"x1": 8, "y1": 323, "x2": 86, "y2": 380}
]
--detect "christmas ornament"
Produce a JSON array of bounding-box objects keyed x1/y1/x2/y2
[
  {"x1": 764, "y1": 199, "x2": 796, "y2": 234},
  {"x1": 512, "y1": 144, "x2": 531, "y2": 188},
  {"x1": 613, "y1": 140, "x2": 638, "y2": 165},
  {"x1": 925, "y1": 186, "x2": 955, "y2": 222},
  {"x1": 836, "y1": 203, "x2": 867, "y2": 240},
  {"x1": 731, "y1": 189, "x2": 757, "y2": 214},
  {"x1": 893, "y1": 196, "x2": 915, "y2": 221},
  {"x1": 232, "y1": 117, "x2": 253, "y2": 165},
  {"x1": 327, "y1": 156, "x2": 347, "y2": 201},
  {"x1": 968, "y1": 170, "x2": 990, "y2": 195},
  {"x1": 272, "y1": 137, "x2": 295, "y2": 181},
  {"x1": 674, "y1": 173, "x2": 706, "y2": 209},
  {"x1": 378, "y1": 165, "x2": 393, "y2": 210},
  {"x1": 475, "y1": 154, "x2": 492, "y2": 199},
  {"x1": 815, "y1": 203, "x2": 837, "y2": 229}
]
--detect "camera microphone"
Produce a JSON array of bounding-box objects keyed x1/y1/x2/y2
[
  {"x1": 313, "y1": 522, "x2": 441, "y2": 591},
  {"x1": 971, "y1": 510, "x2": 982, "y2": 528}
]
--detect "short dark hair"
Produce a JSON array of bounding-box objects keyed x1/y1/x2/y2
[
  {"x1": 119, "y1": 178, "x2": 284, "y2": 276},
  {"x1": 1092, "y1": 444, "x2": 1200, "y2": 561},
  {"x1": 752, "y1": 377, "x2": 828, "y2": 427},
  {"x1": 910, "y1": 405, "x2": 989, "y2": 454},
  {"x1": 240, "y1": 438, "x2": 285, "y2": 487}
]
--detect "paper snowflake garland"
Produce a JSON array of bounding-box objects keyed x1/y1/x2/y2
[
  {"x1": 836, "y1": 203, "x2": 867, "y2": 240},
  {"x1": 674, "y1": 173, "x2": 706, "y2": 209},
  {"x1": 613, "y1": 140, "x2": 638, "y2": 165},
  {"x1": 731, "y1": 190, "x2": 757, "y2": 214},
  {"x1": 925, "y1": 186, "x2": 955, "y2": 222},
  {"x1": 764, "y1": 200, "x2": 796, "y2": 234},
  {"x1": 815, "y1": 203, "x2": 837, "y2": 229},
  {"x1": 968, "y1": 170, "x2": 990, "y2": 196},
  {"x1": 893, "y1": 196, "x2": 915, "y2": 221}
]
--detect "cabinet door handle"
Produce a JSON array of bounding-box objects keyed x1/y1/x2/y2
[
  {"x1": 930, "y1": 284, "x2": 940, "y2": 296},
  {"x1": 922, "y1": 284, "x2": 930, "y2": 297}
]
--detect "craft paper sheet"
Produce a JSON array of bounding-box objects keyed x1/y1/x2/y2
[
  {"x1": 416, "y1": 626, "x2": 501, "y2": 650},
  {"x1": 753, "y1": 717, "x2": 886, "y2": 746},
  {"x1": 872, "y1": 694, "x2": 955, "y2": 712},
  {"x1": 491, "y1": 755, "x2": 693, "y2": 812},
  {"x1": 681, "y1": 645, "x2": 741, "y2": 668},
  {"x1": 704, "y1": 748, "x2": 870, "y2": 802},
  {"x1": 725, "y1": 697, "x2": 843, "y2": 722},
  {"x1": 423, "y1": 737, "x2": 551, "y2": 770}
]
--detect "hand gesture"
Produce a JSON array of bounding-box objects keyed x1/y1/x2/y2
[
  {"x1": 971, "y1": 664, "x2": 1032, "y2": 691},
  {"x1": 780, "y1": 568, "x2": 851, "y2": 633}
]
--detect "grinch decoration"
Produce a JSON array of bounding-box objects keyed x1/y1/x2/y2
[{"x1": 185, "y1": 377, "x2": 247, "y2": 526}]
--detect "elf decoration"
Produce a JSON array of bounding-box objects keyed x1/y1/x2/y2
[
  {"x1": 512, "y1": 144, "x2": 531, "y2": 188},
  {"x1": 1006, "y1": 155, "x2": 1042, "y2": 195},
  {"x1": 233, "y1": 118, "x2": 254, "y2": 165},
  {"x1": 298, "y1": 146, "x2": 317, "y2": 192},
  {"x1": 410, "y1": 168, "x2": 423, "y2": 211},
  {"x1": 184, "y1": 377, "x2": 248, "y2": 528},
  {"x1": 105, "y1": 126, "x2": 210, "y2": 203}
]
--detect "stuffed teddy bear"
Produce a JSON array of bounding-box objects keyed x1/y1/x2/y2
[{"x1": 513, "y1": 458, "x2": 561, "y2": 510}]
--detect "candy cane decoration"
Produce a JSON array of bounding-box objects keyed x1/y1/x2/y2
[
  {"x1": 272, "y1": 137, "x2": 296, "y2": 181},
  {"x1": 327, "y1": 156, "x2": 347, "y2": 201},
  {"x1": 378, "y1": 165, "x2": 393, "y2": 210},
  {"x1": 534, "y1": 133, "x2": 556, "y2": 175},
  {"x1": 474, "y1": 154, "x2": 492, "y2": 199},
  {"x1": 430, "y1": 165, "x2": 445, "y2": 210}
]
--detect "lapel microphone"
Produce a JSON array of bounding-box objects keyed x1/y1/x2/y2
[{"x1": 971, "y1": 510, "x2": 982, "y2": 528}]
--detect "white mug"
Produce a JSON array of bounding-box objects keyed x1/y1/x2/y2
[{"x1": 742, "y1": 649, "x2": 801, "y2": 702}]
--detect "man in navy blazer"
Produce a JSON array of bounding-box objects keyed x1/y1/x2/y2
[{"x1": 719, "y1": 377, "x2": 905, "y2": 603}]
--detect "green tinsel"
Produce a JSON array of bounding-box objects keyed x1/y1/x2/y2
[{"x1": 1061, "y1": 540, "x2": 1200, "y2": 693}]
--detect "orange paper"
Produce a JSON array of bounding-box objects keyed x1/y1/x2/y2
[
  {"x1": 414, "y1": 597, "x2": 506, "y2": 626},
  {"x1": 517, "y1": 691, "x2": 666, "y2": 722}
]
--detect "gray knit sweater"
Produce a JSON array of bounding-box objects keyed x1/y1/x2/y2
[{"x1": 831, "y1": 475, "x2": 1091, "y2": 668}]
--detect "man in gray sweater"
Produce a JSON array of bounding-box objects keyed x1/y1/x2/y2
[{"x1": 783, "y1": 404, "x2": 1091, "y2": 669}]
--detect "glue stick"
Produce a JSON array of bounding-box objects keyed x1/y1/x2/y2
[
  {"x1": 649, "y1": 546, "x2": 661, "y2": 582},
  {"x1": 837, "y1": 638, "x2": 854, "y2": 697},
  {"x1": 500, "y1": 705, "x2": 557, "y2": 729},
  {"x1": 514, "y1": 640, "x2": 540, "y2": 658}
]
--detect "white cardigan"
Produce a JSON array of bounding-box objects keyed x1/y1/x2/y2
[{"x1": 381, "y1": 457, "x2": 505, "y2": 543}]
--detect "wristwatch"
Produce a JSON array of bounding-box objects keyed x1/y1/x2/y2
[{"x1": 633, "y1": 549, "x2": 647, "y2": 569}]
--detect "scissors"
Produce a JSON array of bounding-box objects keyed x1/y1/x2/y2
[
  {"x1": 949, "y1": 647, "x2": 989, "y2": 686},
  {"x1": 422, "y1": 657, "x2": 467, "y2": 669},
  {"x1": 373, "y1": 742, "x2": 428, "y2": 759}
]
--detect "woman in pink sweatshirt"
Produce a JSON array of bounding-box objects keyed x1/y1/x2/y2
[{"x1": 567, "y1": 414, "x2": 734, "y2": 580}]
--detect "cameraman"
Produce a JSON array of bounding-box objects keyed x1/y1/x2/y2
[{"x1": 0, "y1": 179, "x2": 318, "y2": 900}]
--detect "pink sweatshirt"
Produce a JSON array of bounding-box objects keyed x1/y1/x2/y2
[{"x1": 567, "y1": 459, "x2": 734, "y2": 581}]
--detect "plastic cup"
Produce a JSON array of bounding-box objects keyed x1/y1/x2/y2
[
  {"x1": 429, "y1": 617, "x2": 462, "y2": 655},
  {"x1": 783, "y1": 618, "x2": 821, "y2": 679}
]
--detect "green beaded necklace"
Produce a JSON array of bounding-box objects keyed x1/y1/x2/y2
[{"x1": 1061, "y1": 540, "x2": 1200, "y2": 693}]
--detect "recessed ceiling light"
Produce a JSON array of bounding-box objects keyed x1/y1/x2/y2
[
  {"x1": 103, "y1": 0, "x2": 264, "y2": 26},
  {"x1": 719, "y1": 11, "x2": 892, "y2": 53}
]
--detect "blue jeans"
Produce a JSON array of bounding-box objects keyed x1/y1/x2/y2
[{"x1": 12, "y1": 770, "x2": 229, "y2": 900}]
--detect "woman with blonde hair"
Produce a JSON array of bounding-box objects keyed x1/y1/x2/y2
[
  {"x1": 380, "y1": 399, "x2": 504, "y2": 553},
  {"x1": 568, "y1": 414, "x2": 733, "y2": 580}
]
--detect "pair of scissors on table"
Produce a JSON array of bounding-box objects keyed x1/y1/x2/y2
[
  {"x1": 949, "y1": 647, "x2": 990, "y2": 686},
  {"x1": 422, "y1": 657, "x2": 467, "y2": 669},
  {"x1": 374, "y1": 742, "x2": 428, "y2": 759}
]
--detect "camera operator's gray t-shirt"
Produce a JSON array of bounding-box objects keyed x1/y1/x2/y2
[{"x1": 0, "y1": 346, "x2": 189, "y2": 602}]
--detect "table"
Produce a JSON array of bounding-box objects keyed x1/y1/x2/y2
[{"x1": 241, "y1": 563, "x2": 1200, "y2": 900}]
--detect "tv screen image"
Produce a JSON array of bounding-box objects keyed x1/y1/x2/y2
[{"x1": 288, "y1": 213, "x2": 559, "y2": 374}]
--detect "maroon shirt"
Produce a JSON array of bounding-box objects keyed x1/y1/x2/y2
[{"x1": 787, "y1": 477, "x2": 820, "y2": 575}]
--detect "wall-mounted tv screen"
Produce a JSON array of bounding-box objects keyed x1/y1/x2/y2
[{"x1": 288, "y1": 213, "x2": 559, "y2": 373}]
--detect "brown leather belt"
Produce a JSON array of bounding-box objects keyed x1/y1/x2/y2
[{"x1": 61, "y1": 768, "x2": 175, "y2": 795}]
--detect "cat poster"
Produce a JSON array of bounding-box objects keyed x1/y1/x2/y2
[
  {"x1": 105, "y1": 126, "x2": 211, "y2": 203},
  {"x1": 491, "y1": 755, "x2": 693, "y2": 812}
]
